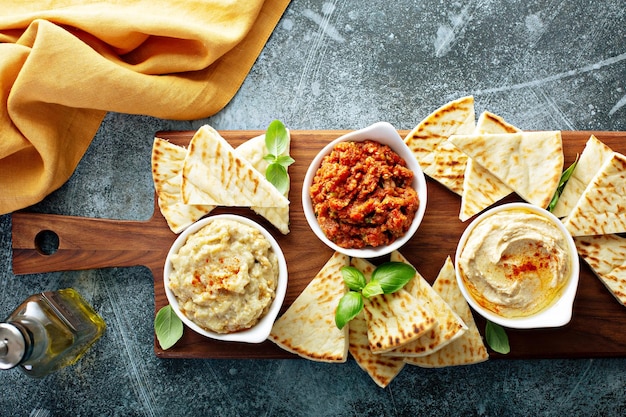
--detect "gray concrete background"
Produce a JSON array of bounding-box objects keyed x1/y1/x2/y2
[{"x1": 1, "y1": 0, "x2": 626, "y2": 415}]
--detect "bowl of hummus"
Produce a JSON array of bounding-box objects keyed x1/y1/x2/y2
[
  {"x1": 455, "y1": 203, "x2": 579, "y2": 329},
  {"x1": 302, "y1": 121, "x2": 427, "y2": 258},
  {"x1": 164, "y1": 214, "x2": 287, "y2": 343}
]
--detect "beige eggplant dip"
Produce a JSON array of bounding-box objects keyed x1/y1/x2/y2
[
  {"x1": 457, "y1": 207, "x2": 572, "y2": 318},
  {"x1": 168, "y1": 218, "x2": 278, "y2": 334}
]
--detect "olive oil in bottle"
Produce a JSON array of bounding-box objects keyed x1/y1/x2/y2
[{"x1": 0, "y1": 288, "x2": 106, "y2": 378}]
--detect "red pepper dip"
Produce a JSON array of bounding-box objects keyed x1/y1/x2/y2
[{"x1": 309, "y1": 140, "x2": 419, "y2": 249}]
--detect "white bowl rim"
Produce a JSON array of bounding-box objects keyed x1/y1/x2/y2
[
  {"x1": 163, "y1": 214, "x2": 287, "y2": 343},
  {"x1": 301, "y1": 121, "x2": 427, "y2": 258},
  {"x1": 454, "y1": 202, "x2": 580, "y2": 329}
]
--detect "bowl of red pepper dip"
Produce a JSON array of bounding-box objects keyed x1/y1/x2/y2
[{"x1": 302, "y1": 122, "x2": 427, "y2": 258}]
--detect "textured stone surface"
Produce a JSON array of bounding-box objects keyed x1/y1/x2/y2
[{"x1": 2, "y1": 1, "x2": 626, "y2": 415}]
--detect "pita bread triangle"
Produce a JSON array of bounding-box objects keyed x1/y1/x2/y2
[
  {"x1": 383, "y1": 251, "x2": 467, "y2": 358},
  {"x1": 268, "y1": 251, "x2": 349, "y2": 362},
  {"x1": 562, "y1": 152, "x2": 626, "y2": 236},
  {"x1": 405, "y1": 96, "x2": 475, "y2": 193},
  {"x1": 348, "y1": 310, "x2": 405, "y2": 388},
  {"x1": 422, "y1": 140, "x2": 469, "y2": 195},
  {"x1": 552, "y1": 135, "x2": 614, "y2": 219},
  {"x1": 575, "y1": 234, "x2": 626, "y2": 306},
  {"x1": 404, "y1": 256, "x2": 489, "y2": 367},
  {"x1": 182, "y1": 125, "x2": 289, "y2": 208},
  {"x1": 151, "y1": 137, "x2": 214, "y2": 233},
  {"x1": 459, "y1": 111, "x2": 518, "y2": 221},
  {"x1": 449, "y1": 130, "x2": 564, "y2": 209},
  {"x1": 234, "y1": 133, "x2": 291, "y2": 234},
  {"x1": 351, "y1": 257, "x2": 436, "y2": 354}
]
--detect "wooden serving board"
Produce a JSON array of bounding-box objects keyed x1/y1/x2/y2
[{"x1": 11, "y1": 130, "x2": 626, "y2": 360}]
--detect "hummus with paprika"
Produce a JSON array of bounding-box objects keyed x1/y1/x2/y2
[
  {"x1": 309, "y1": 140, "x2": 419, "y2": 249},
  {"x1": 168, "y1": 218, "x2": 278, "y2": 334},
  {"x1": 457, "y1": 208, "x2": 572, "y2": 318}
]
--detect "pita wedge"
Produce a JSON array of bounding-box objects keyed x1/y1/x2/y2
[
  {"x1": 151, "y1": 138, "x2": 214, "y2": 233},
  {"x1": 349, "y1": 310, "x2": 405, "y2": 388},
  {"x1": 575, "y1": 234, "x2": 626, "y2": 306},
  {"x1": 552, "y1": 135, "x2": 614, "y2": 218},
  {"x1": 459, "y1": 112, "x2": 519, "y2": 221},
  {"x1": 182, "y1": 125, "x2": 289, "y2": 208},
  {"x1": 383, "y1": 251, "x2": 467, "y2": 358},
  {"x1": 405, "y1": 96, "x2": 475, "y2": 194},
  {"x1": 449, "y1": 130, "x2": 564, "y2": 209},
  {"x1": 405, "y1": 257, "x2": 489, "y2": 367},
  {"x1": 421, "y1": 140, "x2": 469, "y2": 195},
  {"x1": 268, "y1": 252, "x2": 349, "y2": 362},
  {"x1": 235, "y1": 133, "x2": 291, "y2": 234},
  {"x1": 351, "y1": 257, "x2": 436, "y2": 354},
  {"x1": 562, "y1": 152, "x2": 626, "y2": 236}
]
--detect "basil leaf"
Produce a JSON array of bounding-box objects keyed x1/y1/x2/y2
[
  {"x1": 265, "y1": 120, "x2": 289, "y2": 156},
  {"x1": 263, "y1": 154, "x2": 277, "y2": 164},
  {"x1": 266, "y1": 163, "x2": 289, "y2": 194},
  {"x1": 485, "y1": 320, "x2": 510, "y2": 354},
  {"x1": 362, "y1": 281, "x2": 384, "y2": 298},
  {"x1": 341, "y1": 266, "x2": 367, "y2": 292},
  {"x1": 335, "y1": 291, "x2": 363, "y2": 330},
  {"x1": 370, "y1": 262, "x2": 416, "y2": 294},
  {"x1": 274, "y1": 155, "x2": 296, "y2": 168},
  {"x1": 548, "y1": 156, "x2": 579, "y2": 212},
  {"x1": 154, "y1": 305, "x2": 183, "y2": 350}
]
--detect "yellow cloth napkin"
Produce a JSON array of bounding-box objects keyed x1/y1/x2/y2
[{"x1": 0, "y1": 0, "x2": 290, "y2": 214}]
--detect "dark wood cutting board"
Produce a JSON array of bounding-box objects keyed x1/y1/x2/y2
[{"x1": 11, "y1": 129, "x2": 626, "y2": 360}]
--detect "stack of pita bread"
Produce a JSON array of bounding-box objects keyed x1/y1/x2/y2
[
  {"x1": 550, "y1": 135, "x2": 626, "y2": 306},
  {"x1": 268, "y1": 251, "x2": 488, "y2": 388},
  {"x1": 404, "y1": 96, "x2": 564, "y2": 221},
  {"x1": 151, "y1": 125, "x2": 291, "y2": 234}
]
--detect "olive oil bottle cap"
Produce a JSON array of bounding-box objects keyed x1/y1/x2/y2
[{"x1": 0, "y1": 323, "x2": 26, "y2": 370}]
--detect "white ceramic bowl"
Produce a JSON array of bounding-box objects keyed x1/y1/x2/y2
[
  {"x1": 163, "y1": 214, "x2": 287, "y2": 343},
  {"x1": 302, "y1": 122, "x2": 427, "y2": 258},
  {"x1": 454, "y1": 203, "x2": 579, "y2": 329}
]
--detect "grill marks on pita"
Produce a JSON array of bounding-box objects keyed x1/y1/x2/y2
[{"x1": 404, "y1": 96, "x2": 475, "y2": 195}]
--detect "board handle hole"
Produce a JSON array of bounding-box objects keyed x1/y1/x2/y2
[{"x1": 34, "y1": 230, "x2": 59, "y2": 256}]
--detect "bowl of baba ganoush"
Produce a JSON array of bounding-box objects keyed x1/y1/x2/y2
[
  {"x1": 302, "y1": 121, "x2": 427, "y2": 258},
  {"x1": 455, "y1": 202, "x2": 579, "y2": 329},
  {"x1": 164, "y1": 214, "x2": 287, "y2": 343}
]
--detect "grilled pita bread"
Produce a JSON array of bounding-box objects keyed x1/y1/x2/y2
[
  {"x1": 552, "y1": 135, "x2": 614, "y2": 219},
  {"x1": 459, "y1": 112, "x2": 519, "y2": 221},
  {"x1": 404, "y1": 96, "x2": 475, "y2": 164},
  {"x1": 422, "y1": 140, "x2": 469, "y2": 195},
  {"x1": 405, "y1": 256, "x2": 489, "y2": 367},
  {"x1": 181, "y1": 125, "x2": 289, "y2": 208},
  {"x1": 234, "y1": 133, "x2": 291, "y2": 234},
  {"x1": 151, "y1": 138, "x2": 214, "y2": 233},
  {"x1": 449, "y1": 131, "x2": 564, "y2": 209},
  {"x1": 575, "y1": 234, "x2": 626, "y2": 306},
  {"x1": 383, "y1": 251, "x2": 466, "y2": 357},
  {"x1": 268, "y1": 252, "x2": 349, "y2": 362},
  {"x1": 348, "y1": 310, "x2": 405, "y2": 388},
  {"x1": 404, "y1": 96, "x2": 475, "y2": 193},
  {"x1": 562, "y1": 152, "x2": 626, "y2": 236},
  {"x1": 351, "y1": 257, "x2": 436, "y2": 354}
]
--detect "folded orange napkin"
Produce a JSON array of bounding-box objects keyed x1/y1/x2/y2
[{"x1": 0, "y1": 0, "x2": 290, "y2": 214}]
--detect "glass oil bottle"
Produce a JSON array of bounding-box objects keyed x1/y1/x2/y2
[{"x1": 0, "y1": 288, "x2": 106, "y2": 378}]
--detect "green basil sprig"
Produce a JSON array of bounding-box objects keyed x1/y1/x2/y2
[
  {"x1": 485, "y1": 320, "x2": 510, "y2": 354},
  {"x1": 154, "y1": 305, "x2": 183, "y2": 350},
  {"x1": 547, "y1": 156, "x2": 579, "y2": 212},
  {"x1": 335, "y1": 262, "x2": 416, "y2": 330},
  {"x1": 263, "y1": 120, "x2": 295, "y2": 195}
]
